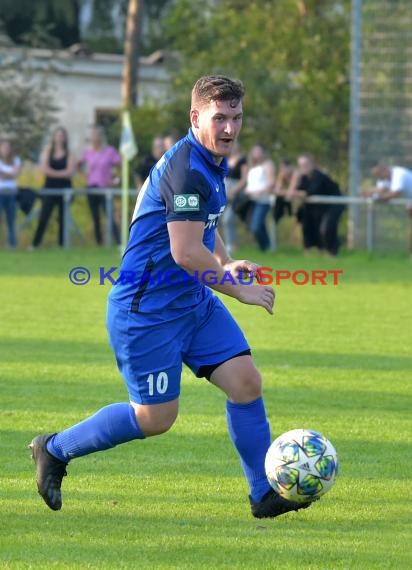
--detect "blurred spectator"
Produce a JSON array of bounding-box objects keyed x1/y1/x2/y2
[
  {"x1": 273, "y1": 159, "x2": 293, "y2": 223},
  {"x1": 163, "y1": 131, "x2": 180, "y2": 151},
  {"x1": 32, "y1": 127, "x2": 76, "y2": 248},
  {"x1": 288, "y1": 154, "x2": 344, "y2": 256},
  {"x1": 369, "y1": 161, "x2": 412, "y2": 256},
  {"x1": 0, "y1": 139, "x2": 21, "y2": 248},
  {"x1": 245, "y1": 144, "x2": 276, "y2": 251},
  {"x1": 222, "y1": 141, "x2": 247, "y2": 254},
  {"x1": 78, "y1": 125, "x2": 121, "y2": 245},
  {"x1": 134, "y1": 136, "x2": 165, "y2": 187}
]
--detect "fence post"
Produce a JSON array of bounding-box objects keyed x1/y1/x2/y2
[
  {"x1": 63, "y1": 190, "x2": 72, "y2": 249},
  {"x1": 348, "y1": 0, "x2": 363, "y2": 249},
  {"x1": 366, "y1": 199, "x2": 374, "y2": 252},
  {"x1": 105, "y1": 190, "x2": 113, "y2": 247}
]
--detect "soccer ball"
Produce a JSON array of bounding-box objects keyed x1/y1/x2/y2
[{"x1": 265, "y1": 429, "x2": 338, "y2": 503}]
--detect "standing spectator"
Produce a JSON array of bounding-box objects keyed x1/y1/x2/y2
[
  {"x1": 0, "y1": 139, "x2": 21, "y2": 248},
  {"x1": 222, "y1": 142, "x2": 247, "y2": 254},
  {"x1": 32, "y1": 127, "x2": 75, "y2": 248},
  {"x1": 163, "y1": 131, "x2": 180, "y2": 151},
  {"x1": 134, "y1": 136, "x2": 165, "y2": 187},
  {"x1": 369, "y1": 161, "x2": 412, "y2": 257},
  {"x1": 288, "y1": 154, "x2": 344, "y2": 256},
  {"x1": 273, "y1": 159, "x2": 293, "y2": 223},
  {"x1": 79, "y1": 125, "x2": 121, "y2": 245},
  {"x1": 245, "y1": 144, "x2": 276, "y2": 251}
]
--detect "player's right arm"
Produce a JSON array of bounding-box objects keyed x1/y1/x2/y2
[{"x1": 168, "y1": 221, "x2": 274, "y2": 314}]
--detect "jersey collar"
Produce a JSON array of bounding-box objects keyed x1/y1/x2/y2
[{"x1": 187, "y1": 128, "x2": 229, "y2": 177}]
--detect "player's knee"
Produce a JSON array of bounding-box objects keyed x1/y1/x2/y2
[
  {"x1": 230, "y1": 368, "x2": 262, "y2": 403},
  {"x1": 132, "y1": 400, "x2": 179, "y2": 437},
  {"x1": 144, "y1": 415, "x2": 176, "y2": 436}
]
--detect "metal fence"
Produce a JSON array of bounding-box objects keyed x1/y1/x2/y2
[
  {"x1": 349, "y1": 0, "x2": 412, "y2": 248},
  {"x1": 16, "y1": 188, "x2": 131, "y2": 249},
  {"x1": 308, "y1": 195, "x2": 411, "y2": 252},
  {"x1": 10, "y1": 188, "x2": 410, "y2": 252}
]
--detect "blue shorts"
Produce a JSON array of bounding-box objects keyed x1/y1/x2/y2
[{"x1": 106, "y1": 290, "x2": 250, "y2": 404}]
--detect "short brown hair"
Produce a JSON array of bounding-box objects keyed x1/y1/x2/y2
[{"x1": 191, "y1": 75, "x2": 245, "y2": 109}]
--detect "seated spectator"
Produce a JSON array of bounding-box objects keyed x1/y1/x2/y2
[
  {"x1": 288, "y1": 154, "x2": 344, "y2": 256},
  {"x1": 245, "y1": 144, "x2": 276, "y2": 251},
  {"x1": 134, "y1": 136, "x2": 165, "y2": 187},
  {"x1": 0, "y1": 138, "x2": 21, "y2": 248},
  {"x1": 369, "y1": 161, "x2": 412, "y2": 257},
  {"x1": 32, "y1": 127, "x2": 76, "y2": 249},
  {"x1": 79, "y1": 125, "x2": 121, "y2": 245}
]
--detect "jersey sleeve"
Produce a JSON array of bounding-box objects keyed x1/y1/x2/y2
[{"x1": 159, "y1": 168, "x2": 211, "y2": 222}]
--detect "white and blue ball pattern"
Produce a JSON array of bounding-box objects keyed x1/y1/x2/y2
[{"x1": 265, "y1": 429, "x2": 338, "y2": 503}]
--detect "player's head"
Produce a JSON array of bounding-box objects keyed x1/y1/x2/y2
[
  {"x1": 190, "y1": 75, "x2": 245, "y2": 162},
  {"x1": 297, "y1": 153, "x2": 315, "y2": 176},
  {"x1": 371, "y1": 160, "x2": 391, "y2": 180}
]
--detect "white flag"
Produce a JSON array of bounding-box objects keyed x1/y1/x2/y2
[{"x1": 120, "y1": 110, "x2": 138, "y2": 161}]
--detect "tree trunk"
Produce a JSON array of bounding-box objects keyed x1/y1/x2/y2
[{"x1": 122, "y1": 0, "x2": 142, "y2": 108}]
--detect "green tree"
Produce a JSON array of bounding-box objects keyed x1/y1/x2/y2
[
  {"x1": 165, "y1": 0, "x2": 350, "y2": 182},
  {"x1": 0, "y1": 60, "x2": 58, "y2": 158},
  {"x1": 1, "y1": 0, "x2": 80, "y2": 48}
]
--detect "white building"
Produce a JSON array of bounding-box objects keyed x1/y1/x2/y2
[{"x1": 0, "y1": 46, "x2": 170, "y2": 153}]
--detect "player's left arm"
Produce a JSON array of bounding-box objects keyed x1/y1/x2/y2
[{"x1": 214, "y1": 230, "x2": 260, "y2": 281}]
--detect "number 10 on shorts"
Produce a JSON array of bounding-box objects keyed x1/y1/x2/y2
[{"x1": 146, "y1": 372, "x2": 169, "y2": 396}]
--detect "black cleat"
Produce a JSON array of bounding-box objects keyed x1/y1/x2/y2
[
  {"x1": 250, "y1": 488, "x2": 315, "y2": 519},
  {"x1": 29, "y1": 434, "x2": 67, "y2": 511}
]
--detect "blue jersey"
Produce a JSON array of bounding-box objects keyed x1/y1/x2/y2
[{"x1": 109, "y1": 129, "x2": 228, "y2": 312}]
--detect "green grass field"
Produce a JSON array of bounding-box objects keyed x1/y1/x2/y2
[{"x1": 0, "y1": 247, "x2": 411, "y2": 569}]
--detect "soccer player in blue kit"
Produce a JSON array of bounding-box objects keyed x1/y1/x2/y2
[{"x1": 30, "y1": 76, "x2": 314, "y2": 518}]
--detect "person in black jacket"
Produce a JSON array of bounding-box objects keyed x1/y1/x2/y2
[{"x1": 288, "y1": 154, "x2": 344, "y2": 255}]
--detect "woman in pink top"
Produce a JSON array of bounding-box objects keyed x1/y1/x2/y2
[{"x1": 79, "y1": 126, "x2": 121, "y2": 245}]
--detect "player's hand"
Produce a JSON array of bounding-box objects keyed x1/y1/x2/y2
[
  {"x1": 237, "y1": 283, "x2": 275, "y2": 315},
  {"x1": 223, "y1": 259, "x2": 260, "y2": 281}
]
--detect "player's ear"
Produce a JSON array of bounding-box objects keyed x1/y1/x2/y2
[{"x1": 190, "y1": 108, "x2": 200, "y2": 129}]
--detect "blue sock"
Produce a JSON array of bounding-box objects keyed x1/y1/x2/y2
[
  {"x1": 46, "y1": 403, "x2": 145, "y2": 462},
  {"x1": 226, "y1": 397, "x2": 272, "y2": 502}
]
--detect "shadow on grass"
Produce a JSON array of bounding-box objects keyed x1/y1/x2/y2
[
  {"x1": 252, "y1": 348, "x2": 412, "y2": 372},
  {"x1": 1, "y1": 339, "x2": 412, "y2": 372},
  {"x1": 0, "y1": 338, "x2": 112, "y2": 365}
]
